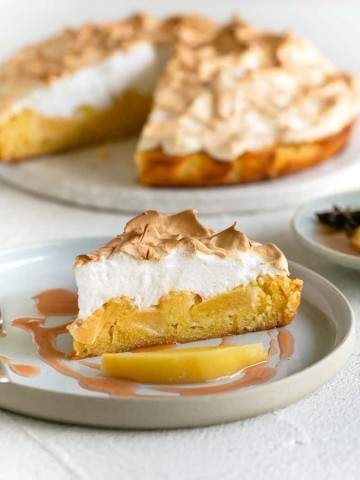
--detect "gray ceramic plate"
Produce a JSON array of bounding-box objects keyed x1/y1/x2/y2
[
  {"x1": 292, "y1": 190, "x2": 360, "y2": 270},
  {"x1": 0, "y1": 238, "x2": 355, "y2": 429}
]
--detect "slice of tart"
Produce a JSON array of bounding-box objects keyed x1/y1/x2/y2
[
  {"x1": 69, "y1": 210, "x2": 303, "y2": 358},
  {"x1": 0, "y1": 13, "x2": 216, "y2": 161},
  {"x1": 136, "y1": 17, "x2": 360, "y2": 186}
]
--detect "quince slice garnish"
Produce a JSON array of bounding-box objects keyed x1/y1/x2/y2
[{"x1": 101, "y1": 343, "x2": 268, "y2": 384}]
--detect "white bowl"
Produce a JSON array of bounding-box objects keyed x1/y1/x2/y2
[{"x1": 292, "y1": 190, "x2": 360, "y2": 270}]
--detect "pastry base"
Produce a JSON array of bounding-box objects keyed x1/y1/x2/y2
[
  {"x1": 69, "y1": 275, "x2": 303, "y2": 358},
  {"x1": 136, "y1": 122, "x2": 354, "y2": 186},
  {"x1": 0, "y1": 89, "x2": 152, "y2": 161}
]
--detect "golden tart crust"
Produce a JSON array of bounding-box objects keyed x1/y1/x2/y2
[{"x1": 137, "y1": 121, "x2": 354, "y2": 186}]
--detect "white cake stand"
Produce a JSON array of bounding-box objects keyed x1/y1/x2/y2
[{"x1": 0, "y1": 125, "x2": 359, "y2": 214}]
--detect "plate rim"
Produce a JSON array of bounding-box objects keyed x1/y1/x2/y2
[
  {"x1": 0, "y1": 237, "x2": 355, "y2": 427},
  {"x1": 292, "y1": 189, "x2": 360, "y2": 265}
]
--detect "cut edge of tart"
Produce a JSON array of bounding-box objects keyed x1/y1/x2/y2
[
  {"x1": 0, "y1": 13, "x2": 217, "y2": 162},
  {"x1": 68, "y1": 210, "x2": 303, "y2": 358}
]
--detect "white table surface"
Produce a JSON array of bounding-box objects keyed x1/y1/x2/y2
[{"x1": 0, "y1": 1, "x2": 360, "y2": 479}]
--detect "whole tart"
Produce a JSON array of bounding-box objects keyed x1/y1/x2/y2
[
  {"x1": 69, "y1": 210, "x2": 303, "y2": 357},
  {"x1": 0, "y1": 14, "x2": 358, "y2": 186}
]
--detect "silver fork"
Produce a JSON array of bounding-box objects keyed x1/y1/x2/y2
[{"x1": 0, "y1": 308, "x2": 10, "y2": 384}]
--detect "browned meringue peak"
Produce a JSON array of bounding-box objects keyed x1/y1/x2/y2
[
  {"x1": 0, "y1": 12, "x2": 217, "y2": 117},
  {"x1": 125, "y1": 209, "x2": 210, "y2": 237},
  {"x1": 160, "y1": 15, "x2": 218, "y2": 46},
  {"x1": 75, "y1": 210, "x2": 289, "y2": 273}
]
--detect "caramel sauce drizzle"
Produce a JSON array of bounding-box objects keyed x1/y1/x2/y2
[
  {"x1": 0, "y1": 353, "x2": 39, "y2": 378},
  {"x1": 33, "y1": 289, "x2": 78, "y2": 317},
  {"x1": 12, "y1": 316, "x2": 139, "y2": 397},
  {"x1": 9, "y1": 289, "x2": 295, "y2": 398},
  {"x1": 80, "y1": 360, "x2": 101, "y2": 370},
  {"x1": 278, "y1": 329, "x2": 295, "y2": 359},
  {"x1": 158, "y1": 363, "x2": 276, "y2": 396}
]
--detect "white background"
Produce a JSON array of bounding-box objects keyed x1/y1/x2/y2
[{"x1": 0, "y1": 1, "x2": 360, "y2": 479}]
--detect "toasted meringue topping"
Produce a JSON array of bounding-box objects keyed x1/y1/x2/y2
[
  {"x1": 0, "y1": 13, "x2": 217, "y2": 119},
  {"x1": 75, "y1": 209, "x2": 288, "y2": 272},
  {"x1": 138, "y1": 17, "x2": 360, "y2": 160}
]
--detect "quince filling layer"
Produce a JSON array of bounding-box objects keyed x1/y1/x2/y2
[
  {"x1": 0, "y1": 90, "x2": 151, "y2": 161},
  {"x1": 69, "y1": 274, "x2": 303, "y2": 358}
]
